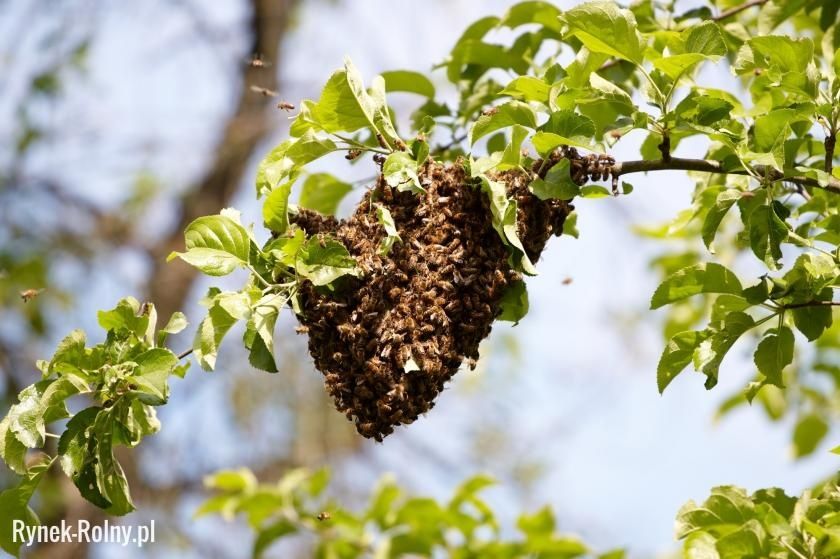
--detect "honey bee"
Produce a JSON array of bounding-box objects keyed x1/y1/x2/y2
[
  {"x1": 345, "y1": 149, "x2": 362, "y2": 161},
  {"x1": 248, "y1": 54, "x2": 272, "y2": 68},
  {"x1": 316, "y1": 512, "x2": 331, "y2": 521},
  {"x1": 562, "y1": 277, "x2": 573, "y2": 285},
  {"x1": 276, "y1": 101, "x2": 295, "y2": 111},
  {"x1": 250, "y1": 85, "x2": 277, "y2": 97},
  {"x1": 20, "y1": 288, "x2": 43, "y2": 303},
  {"x1": 481, "y1": 107, "x2": 499, "y2": 116}
]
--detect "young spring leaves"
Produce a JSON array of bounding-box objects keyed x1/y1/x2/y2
[
  {"x1": 0, "y1": 297, "x2": 187, "y2": 532},
  {"x1": 199, "y1": 467, "x2": 618, "y2": 559},
  {"x1": 676, "y1": 480, "x2": 840, "y2": 559}
]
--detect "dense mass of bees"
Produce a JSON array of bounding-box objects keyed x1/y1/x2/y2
[{"x1": 289, "y1": 159, "x2": 573, "y2": 440}]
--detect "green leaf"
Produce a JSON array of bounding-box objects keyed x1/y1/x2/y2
[
  {"x1": 498, "y1": 280, "x2": 529, "y2": 324},
  {"x1": 157, "y1": 311, "x2": 188, "y2": 346},
  {"x1": 97, "y1": 297, "x2": 148, "y2": 338},
  {"x1": 253, "y1": 520, "x2": 297, "y2": 558},
  {"x1": 792, "y1": 413, "x2": 828, "y2": 458},
  {"x1": 694, "y1": 312, "x2": 756, "y2": 389},
  {"x1": 255, "y1": 133, "x2": 338, "y2": 197},
  {"x1": 383, "y1": 152, "x2": 423, "y2": 193},
  {"x1": 529, "y1": 159, "x2": 579, "y2": 201},
  {"x1": 497, "y1": 125, "x2": 529, "y2": 170},
  {"x1": 244, "y1": 291, "x2": 290, "y2": 373},
  {"x1": 112, "y1": 399, "x2": 160, "y2": 447},
  {"x1": 193, "y1": 290, "x2": 245, "y2": 370},
  {"x1": 537, "y1": 110, "x2": 598, "y2": 154},
  {"x1": 0, "y1": 416, "x2": 26, "y2": 475},
  {"x1": 168, "y1": 213, "x2": 253, "y2": 276},
  {"x1": 560, "y1": 1, "x2": 644, "y2": 64},
  {"x1": 715, "y1": 519, "x2": 765, "y2": 558},
  {"x1": 792, "y1": 304, "x2": 833, "y2": 341},
  {"x1": 702, "y1": 190, "x2": 741, "y2": 252},
  {"x1": 0, "y1": 456, "x2": 53, "y2": 557},
  {"x1": 657, "y1": 331, "x2": 709, "y2": 393},
  {"x1": 204, "y1": 468, "x2": 258, "y2": 492},
  {"x1": 749, "y1": 204, "x2": 789, "y2": 270},
  {"x1": 684, "y1": 22, "x2": 727, "y2": 57},
  {"x1": 650, "y1": 263, "x2": 743, "y2": 310},
  {"x1": 381, "y1": 70, "x2": 435, "y2": 97},
  {"x1": 7, "y1": 376, "x2": 88, "y2": 449},
  {"x1": 306, "y1": 58, "x2": 401, "y2": 149},
  {"x1": 58, "y1": 406, "x2": 100, "y2": 480},
  {"x1": 296, "y1": 237, "x2": 360, "y2": 286},
  {"x1": 500, "y1": 76, "x2": 551, "y2": 104},
  {"x1": 469, "y1": 101, "x2": 537, "y2": 145},
  {"x1": 95, "y1": 412, "x2": 134, "y2": 515},
  {"x1": 500, "y1": 1, "x2": 563, "y2": 32},
  {"x1": 476, "y1": 176, "x2": 537, "y2": 275},
  {"x1": 298, "y1": 173, "x2": 353, "y2": 216},
  {"x1": 580, "y1": 185, "x2": 611, "y2": 198},
  {"x1": 517, "y1": 506, "x2": 555, "y2": 538},
  {"x1": 652, "y1": 54, "x2": 708, "y2": 81},
  {"x1": 563, "y1": 211, "x2": 579, "y2": 238},
  {"x1": 131, "y1": 348, "x2": 178, "y2": 405},
  {"x1": 263, "y1": 181, "x2": 294, "y2": 235},
  {"x1": 753, "y1": 327, "x2": 794, "y2": 387},
  {"x1": 376, "y1": 205, "x2": 401, "y2": 256}
]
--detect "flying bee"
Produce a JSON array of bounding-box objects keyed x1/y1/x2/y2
[
  {"x1": 250, "y1": 85, "x2": 278, "y2": 97},
  {"x1": 562, "y1": 277, "x2": 573, "y2": 285},
  {"x1": 316, "y1": 512, "x2": 331, "y2": 522},
  {"x1": 276, "y1": 101, "x2": 295, "y2": 112},
  {"x1": 248, "y1": 54, "x2": 272, "y2": 68},
  {"x1": 20, "y1": 288, "x2": 44, "y2": 303}
]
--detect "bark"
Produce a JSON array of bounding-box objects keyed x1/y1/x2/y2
[
  {"x1": 33, "y1": 2, "x2": 297, "y2": 557},
  {"x1": 149, "y1": 0, "x2": 297, "y2": 322}
]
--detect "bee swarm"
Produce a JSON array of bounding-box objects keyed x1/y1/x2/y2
[{"x1": 290, "y1": 161, "x2": 571, "y2": 440}]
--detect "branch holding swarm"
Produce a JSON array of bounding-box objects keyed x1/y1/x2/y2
[{"x1": 612, "y1": 157, "x2": 840, "y2": 194}]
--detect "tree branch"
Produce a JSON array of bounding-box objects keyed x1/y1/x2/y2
[
  {"x1": 148, "y1": 0, "x2": 297, "y2": 322},
  {"x1": 611, "y1": 157, "x2": 840, "y2": 194},
  {"x1": 782, "y1": 301, "x2": 840, "y2": 310},
  {"x1": 714, "y1": 0, "x2": 769, "y2": 22}
]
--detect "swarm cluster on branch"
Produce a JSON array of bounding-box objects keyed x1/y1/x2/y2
[{"x1": 291, "y1": 162, "x2": 571, "y2": 440}]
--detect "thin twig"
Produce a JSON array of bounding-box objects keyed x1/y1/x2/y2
[
  {"x1": 714, "y1": 0, "x2": 769, "y2": 22},
  {"x1": 782, "y1": 301, "x2": 840, "y2": 310},
  {"x1": 611, "y1": 157, "x2": 840, "y2": 194},
  {"x1": 826, "y1": 134, "x2": 836, "y2": 174},
  {"x1": 177, "y1": 348, "x2": 193, "y2": 360}
]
